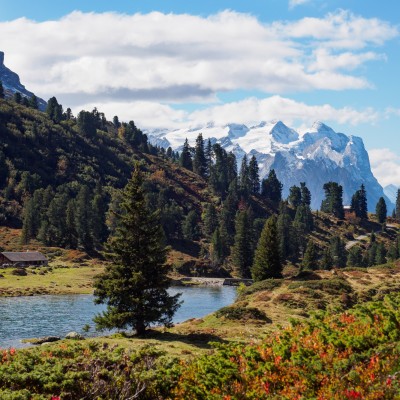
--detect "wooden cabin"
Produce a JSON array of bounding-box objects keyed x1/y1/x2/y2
[{"x1": 0, "y1": 251, "x2": 48, "y2": 267}]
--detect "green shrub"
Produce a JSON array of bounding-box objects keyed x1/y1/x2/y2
[
  {"x1": 238, "y1": 278, "x2": 283, "y2": 298},
  {"x1": 215, "y1": 306, "x2": 271, "y2": 322}
]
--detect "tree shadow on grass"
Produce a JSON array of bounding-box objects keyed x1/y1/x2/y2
[{"x1": 132, "y1": 329, "x2": 229, "y2": 349}]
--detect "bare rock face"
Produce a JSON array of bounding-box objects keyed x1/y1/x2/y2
[{"x1": 0, "y1": 51, "x2": 46, "y2": 110}]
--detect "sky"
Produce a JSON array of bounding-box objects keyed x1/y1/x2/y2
[{"x1": 1, "y1": 0, "x2": 400, "y2": 186}]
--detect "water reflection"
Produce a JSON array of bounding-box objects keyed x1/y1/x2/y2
[{"x1": 0, "y1": 286, "x2": 237, "y2": 348}]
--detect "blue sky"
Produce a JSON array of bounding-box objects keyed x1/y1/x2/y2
[{"x1": 1, "y1": 0, "x2": 400, "y2": 185}]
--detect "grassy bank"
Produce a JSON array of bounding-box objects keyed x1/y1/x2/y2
[{"x1": 0, "y1": 263, "x2": 104, "y2": 297}]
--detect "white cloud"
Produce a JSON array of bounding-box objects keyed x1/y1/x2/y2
[
  {"x1": 369, "y1": 148, "x2": 400, "y2": 187},
  {"x1": 78, "y1": 95, "x2": 379, "y2": 131},
  {"x1": 0, "y1": 10, "x2": 396, "y2": 106},
  {"x1": 289, "y1": 0, "x2": 311, "y2": 10}
]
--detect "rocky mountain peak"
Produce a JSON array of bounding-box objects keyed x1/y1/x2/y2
[{"x1": 0, "y1": 51, "x2": 46, "y2": 110}]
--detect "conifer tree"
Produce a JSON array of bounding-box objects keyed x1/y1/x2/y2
[
  {"x1": 193, "y1": 133, "x2": 207, "y2": 178},
  {"x1": 179, "y1": 139, "x2": 193, "y2": 171},
  {"x1": 202, "y1": 203, "x2": 218, "y2": 237},
  {"x1": 210, "y1": 227, "x2": 223, "y2": 267},
  {"x1": 14, "y1": 92, "x2": 22, "y2": 104},
  {"x1": 182, "y1": 210, "x2": 199, "y2": 240},
  {"x1": 91, "y1": 184, "x2": 108, "y2": 247},
  {"x1": 75, "y1": 185, "x2": 93, "y2": 251},
  {"x1": 375, "y1": 197, "x2": 387, "y2": 224},
  {"x1": 347, "y1": 246, "x2": 363, "y2": 267},
  {"x1": 251, "y1": 215, "x2": 282, "y2": 281},
  {"x1": 261, "y1": 169, "x2": 282, "y2": 208},
  {"x1": 249, "y1": 155, "x2": 260, "y2": 194},
  {"x1": 21, "y1": 198, "x2": 35, "y2": 244},
  {"x1": 65, "y1": 200, "x2": 78, "y2": 249},
  {"x1": 94, "y1": 165, "x2": 181, "y2": 335},
  {"x1": 396, "y1": 190, "x2": 400, "y2": 223},
  {"x1": 375, "y1": 243, "x2": 387, "y2": 265},
  {"x1": 300, "y1": 182, "x2": 311, "y2": 207},
  {"x1": 46, "y1": 96, "x2": 63, "y2": 123},
  {"x1": 320, "y1": 248, "x2": 333, "y2": 270},
  {"x1": 351, "y1": 184, "x2": 368, "y2": 219},
  {"x1": 277, "y1": 202, "x2": 294, "y2": 262},
  {"x1": 205, "y1": 139, "x2": 213, "y2": 178},
  {"x1": 288, "y1": 185, "x2": 302, "y2": 208},
  {"x1": 29, "y1": 95, "x2": 38, "y2": 109},
  {"x1": 302, "y1": 240, "x2": 318, "y2": 271},
  {"x1": 330, "y1": 236, "x2": 347, "y2": 268},
  {"x1": 0, "y1": 80, "x2": 4, "y2": 99},
  {"x1": 239, "y1": 155, "x2": 251, "y2": 196},
  {"x1": 321, "y1": 182, "x2": 344, "y2": 219},
  {"x1": 232, "y1": 209, "x2": 254, "y2": 278}
]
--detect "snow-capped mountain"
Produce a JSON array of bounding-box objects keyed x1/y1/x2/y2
[
  {"x1": 0, "y1": 51, "x2": 46, "y2": 110},
  {"x1": 147, "y1": 120, "x2": 393, "y2": 212},
  {"x1": 384, "y1": 184, "x2": 398, "y2": 204}
]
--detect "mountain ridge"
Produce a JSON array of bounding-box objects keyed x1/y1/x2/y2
[
  {"x1": 147, "y1": 120, "x2": 392, "y2": 211},
  {"x1": 0, "y1": 51, "x2": 46, "y2": 110}
]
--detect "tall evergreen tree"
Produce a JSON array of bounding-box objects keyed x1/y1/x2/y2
[
  {"x1": 202, "y1": 203, "x2": 218, "y2": 237},
  {"x1": 210, "y1": 227, "x2": 224, "y2": 267},
  {"x1": 94, "y1": 165, "x2": 181, "y2": 335},
  {"x1": 65, "y1": 200, "x2": 78, "y2": 249},
  {"x1": 277, "y1": 202, "x2": 294, "y2": 262},
  {"x1": 347, "y1": 246, "x2": 363, "y2": 268},
  {"x1": 375, "y1": 197, "x2": 387, "y2": 224},
  {"x1": 239, "y1": 155, "x2": 251, "y2": 196},
  {"x1": 21, "y1": 198, "x2": 35, "y2": 244},
  {"x1": 351, "y1": 184, "x2": 368, "y2": 219},
  {"x1": 330, "y1": 236, "x2": 347, "y2": 268},
  {"x1": 251, "y1": 215, "x2": 282, "y2": 281},
  {"x1": 232, "y1": 209, "x2": 254, "y2": 278},
  {"x1": 29, "y1": 95, "x2": 38, "y2": 109},
  {"x1": 288, "y1": 185, "x2": 302, "y2": 208},
  {"x1": 75, "y1": 185, "x2": 93, "y2": 251},
  {"x1": 46, "y1": 96, "x2": 63, "y2": 123},
  {"x1": 300, "y1": 182, "x2": 312, "y2": 207},
  {"x1": 193, "y1": 133, "x2": 207, "y2": 178},
  {"x1": 91, "y1": 184, "x2": 108, "y2": 247},
  {"x1": 248, "y1": 155, "x2": 260, "y2": 194},
  {"x1": 182, "y1": 210, "x2": 199, "y2": 240},
  {"x1": 0, "y1": 80, "x2": 4, "y2": 99},
  {"x1": 261, "y1": 169, "x2": 282, "y2": 208},
  {"x1": 302, "y1": 240, "x2": 319, "y2": 271},
  {"x1": 321, "y1": 182, "x2": 344, "y2": 219},
  {"x1": 396, "y1": 190, "x2": 400, "y2": 223},
  {"x1": 179, "y1": 139, "x2": 193, "y2": 171},
  {"x1": 205, "y1": 139, "x2": 213, "y2": 178},
  {"x1": 13, "y1": 92, "x2": 22, "y2": 104}
]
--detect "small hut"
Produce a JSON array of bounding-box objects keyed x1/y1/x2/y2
[{"x1": 0, "y1": 251, "x2": 48, "y2": 267}]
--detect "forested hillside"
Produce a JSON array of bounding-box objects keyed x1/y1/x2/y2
[{"x1": 0, "y1": 95, "x2": 399, "y2": 277}]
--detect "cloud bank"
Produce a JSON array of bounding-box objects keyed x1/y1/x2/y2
[{"x1": 0, "y1": 9, "x2": 396, "y2": 107}]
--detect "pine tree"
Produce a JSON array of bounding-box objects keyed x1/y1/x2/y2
[
  {"x1": 248, "y1": 155, "x2": 260, "y2": 194},
  {"x1": 251, "y1": 215, "x2": 282, "y2": 281},
  {"x1": 0, "y1": 80, "x2": 4, "y2": 99},
  {"x1": 239, "y1": 155, "x2": 251, "y2": 196},
  {"x1": 46, "y1": 96, "x2": 63, "y2": 123},
  {"x1": 29, "y1": 95, "x2": 38, "y2": 109},
  {"x1": 261, "y1": 169, "x2": 282, "y2": 208},
  {"x1": 375, "y1": 197, "x2": 387, "y2": 224},
  {"x1": 288, "y1": 185, "x2": 302, "y2": 208},
  {"x1": 75, "y1": 185, "x2": 93, "y2": 251},
  {"x1": 205, "y1": 139, "x2": 213, "y2": 178},
  {"x1": 182, "y1": 210, "x2": 199, "y2": 240},
  {"x1": 396, "y1": 190, "x2": 400, "y2": 223},
  {"x1": 202, "y1": 203, "x2": 218, "y2": 237},
  {"x1": 351, "y1": 184, "x2": 368, "y2": 219},
  {"x1": 277, "y1": 202, "x2": 294, "y2": 262},
  {"x1": 375, "y1": 243, "x2": 387, "y2": 265},
  {"x1": 91, "y1": 184, "x2": 108, "y2": 247},
  {"x1": 210, "y1": 228, "x2": 223, "y2": 267},
  {"x1": 65, "y1": 200, "x2": 78, "y2": 249},
  {"x1": 21, "y1": 198, "x2": 35, "y2": 244},
  {"x1": 193, "y1": 133, "x2": 207, "y2": 178},
  {"x1": 93, "y1": 165, "x2": 181, "y2": 335},
  {"x1": 330, "y1": 236, "x2": 347, "y2": 268},
  {"x1": 302, "y1": 240, "x2": 319, "y2": 271},
  {"x1": 179, "y1": 139, "x2": 193, "y2": 171},
  {"x1": 232, "y1": 209, "x2": 254, "y2": 278},
  {"x1": 320, "y1": 248, "x2": 333, "y2": 270},
  {"x1": 321, "y1": 182, "x2": 344, "y2": 219},
  {"x1": 347, "y1": 246, "x2": 363, "y2": 267},
  {"x1": 14, "y1": 92, "x2": 22, "y2": 104},
  {"x1": 300, "y1": 182, "x2": 312, "y2": 207}
]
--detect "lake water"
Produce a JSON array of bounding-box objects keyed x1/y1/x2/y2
[{"x1": 0, "y1": 286, "x2": 237, "y2": 348}]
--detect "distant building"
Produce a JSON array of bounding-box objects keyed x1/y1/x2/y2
[{"x1": 0, "y1": 251, "x2": 48, "y2": 267}]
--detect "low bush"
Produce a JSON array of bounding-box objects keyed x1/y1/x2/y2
[
  {"x1": 238, "y1": 279, "x2": 283, "y2": 298},
  {"x1": 215, "y1": 306, "x2": 271, "y2": 322}
]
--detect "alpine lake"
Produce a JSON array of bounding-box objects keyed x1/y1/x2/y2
[{"x1": 0, "y1": 285, "x2": 237, "y2": 348}]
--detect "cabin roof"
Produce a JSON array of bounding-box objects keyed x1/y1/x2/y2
[{"x1": 1, "y1": 251, "x2": 48, "y2": 262}]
